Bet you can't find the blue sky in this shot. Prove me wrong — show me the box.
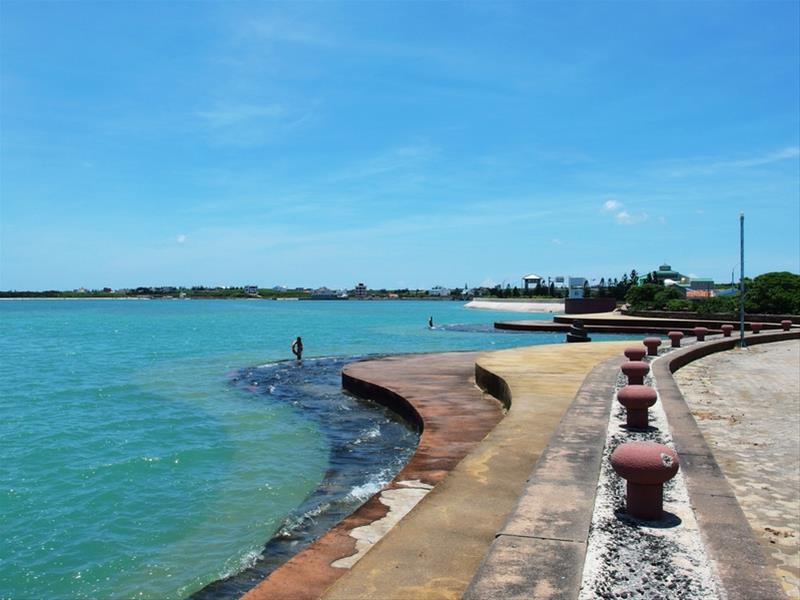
[1,1,798,291]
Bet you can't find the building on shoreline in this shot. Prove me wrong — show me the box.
[521,273,543,291]
[311,287,339,300]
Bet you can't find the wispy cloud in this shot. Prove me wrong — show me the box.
[328,144,440,182]
[194,102,313,146]
[239,14,336,47]
[657,146,800,178]
[196,104,287,128]
[602,199,622,212]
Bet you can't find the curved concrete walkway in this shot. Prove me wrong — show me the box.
[322,341,632,600]
[674,340,800,599]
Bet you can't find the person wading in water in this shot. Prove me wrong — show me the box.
[291,336,303,361]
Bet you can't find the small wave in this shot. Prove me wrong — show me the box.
[351,425,381,445]
[275,501,333,539]
[345,467,394,501]
[216,550,262,582]
[347,480,383,501]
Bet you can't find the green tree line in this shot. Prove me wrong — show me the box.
[625,271,800,315]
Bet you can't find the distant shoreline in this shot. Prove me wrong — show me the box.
[0,296,157,301]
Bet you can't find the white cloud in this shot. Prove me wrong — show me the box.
[176,234,187,244]
[615,210,648,225]
[552,238,564,245]
[600,198,647,225]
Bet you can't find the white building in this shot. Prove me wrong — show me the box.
[429,286,451,297]
[521,273,544,291]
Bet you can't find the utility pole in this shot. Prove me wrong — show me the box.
[739,213,746,348]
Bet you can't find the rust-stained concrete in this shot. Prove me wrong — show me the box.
[322,341,633,600]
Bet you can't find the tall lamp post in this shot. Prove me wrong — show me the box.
[739,212,746,348]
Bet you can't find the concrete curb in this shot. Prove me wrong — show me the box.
[464,352,626,599]
[652,330,799,600]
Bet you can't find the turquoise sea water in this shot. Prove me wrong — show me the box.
[0,299,624,599]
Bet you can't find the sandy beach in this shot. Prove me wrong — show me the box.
[464,299,565,313]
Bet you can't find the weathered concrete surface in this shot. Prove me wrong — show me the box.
[465,350,626,599]
[323,341,632,600]
[674,340,800,599]
[242,352,505,600]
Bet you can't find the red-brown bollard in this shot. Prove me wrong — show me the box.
[643,337,662,356]
[667,331,684,348]
[611,441,680,520]
[617,385,658,428]
[693,326,709,341]
[624,346,647,361]
[781,320,792,331]
[721,324,734,337]
[751,323,763,334]
[621,361,650,385]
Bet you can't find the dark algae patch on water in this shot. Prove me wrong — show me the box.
[190,356,418,599]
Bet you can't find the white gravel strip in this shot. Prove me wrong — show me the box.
[579,344,725,599]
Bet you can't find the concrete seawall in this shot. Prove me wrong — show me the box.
[244,330,797,599]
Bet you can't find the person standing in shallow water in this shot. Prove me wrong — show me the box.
[428,316,434,329]
[291,336,303,361]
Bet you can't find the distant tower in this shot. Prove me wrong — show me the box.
[354,282,367,299]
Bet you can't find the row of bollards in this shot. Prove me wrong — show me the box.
[613,338,676,521]
[611,319,792,520]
